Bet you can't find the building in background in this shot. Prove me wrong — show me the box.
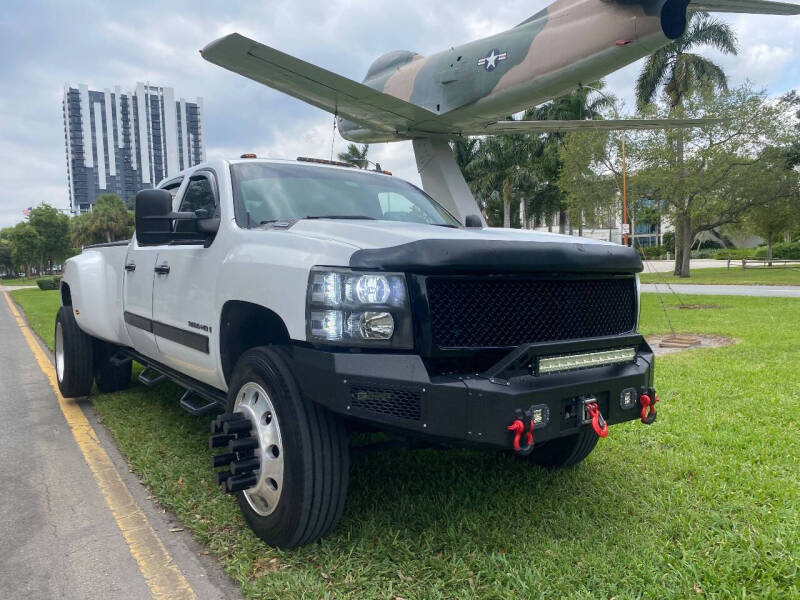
[62,83,205,213]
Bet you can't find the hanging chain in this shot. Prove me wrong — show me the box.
[330,112,337,161]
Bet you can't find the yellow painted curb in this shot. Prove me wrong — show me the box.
[2,291,196,600]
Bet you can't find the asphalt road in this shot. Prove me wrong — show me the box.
[0,292,241,600]
[641,283,800,297]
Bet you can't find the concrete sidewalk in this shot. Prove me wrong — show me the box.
[642,259,725,273]
[641,283,800,298]
[0,292,241,599]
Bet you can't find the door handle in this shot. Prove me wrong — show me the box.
[124,262,136,272]
[154,263,170,275]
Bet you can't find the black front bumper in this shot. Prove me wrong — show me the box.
[290,334,654,450]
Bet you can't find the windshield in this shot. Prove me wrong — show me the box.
[230,162,460,228]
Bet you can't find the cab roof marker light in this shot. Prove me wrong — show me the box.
[538,348,637,375]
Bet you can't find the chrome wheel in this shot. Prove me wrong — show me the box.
[234,382,284,516]
[55,321,65,383]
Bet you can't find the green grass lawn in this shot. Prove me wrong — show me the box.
[10,288,800,599]
[639,265,800,286]
[1,276,43,287]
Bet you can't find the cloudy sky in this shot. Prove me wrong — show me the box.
[1,0,799,228]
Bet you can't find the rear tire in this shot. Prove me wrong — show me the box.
[225,347,349,548]
[527,428,599,468]
[54,305,94,398]
[94,340,132,393]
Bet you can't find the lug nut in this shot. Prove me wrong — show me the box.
[230,457,260,475]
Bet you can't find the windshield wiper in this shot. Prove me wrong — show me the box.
[430,223,459,228]
[304,215,377,220]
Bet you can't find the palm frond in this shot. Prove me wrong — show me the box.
[636,49,671,109]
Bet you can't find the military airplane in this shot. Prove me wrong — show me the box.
[201,0,800,222]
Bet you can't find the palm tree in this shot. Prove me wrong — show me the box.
[635,13,738,277]
[524,81,615,233]
[635,14,738,110]
[337,144,370,169]
[467,135,536,228]
[526,81,614,122]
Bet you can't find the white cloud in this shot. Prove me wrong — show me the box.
[1,1,798,228]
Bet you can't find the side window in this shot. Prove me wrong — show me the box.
[179,175,217,216]
[175,173,217,234]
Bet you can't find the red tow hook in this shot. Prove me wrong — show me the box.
[586,402,609,438]
[507,417,534,456]
[639,392,659,425]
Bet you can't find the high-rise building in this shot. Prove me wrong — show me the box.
[62,83,205,213]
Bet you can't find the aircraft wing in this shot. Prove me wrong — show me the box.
[478,118,720,134]
[688,0,800,14]
[200,33,436,135]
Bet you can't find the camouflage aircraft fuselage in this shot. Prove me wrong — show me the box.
[339,0,681,142]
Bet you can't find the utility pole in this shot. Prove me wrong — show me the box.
[622,132,629,247]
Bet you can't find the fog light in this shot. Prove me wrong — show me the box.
[530,405,550,428]
[620,388,638,410]
[346,311,394,340]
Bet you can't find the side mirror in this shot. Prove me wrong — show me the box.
[465,214,483,228]
[135,189,173,246]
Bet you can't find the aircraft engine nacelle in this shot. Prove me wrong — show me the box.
[659,0,690,39]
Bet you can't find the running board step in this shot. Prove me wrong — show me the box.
[138,367,167,387]
[178,389,221,416]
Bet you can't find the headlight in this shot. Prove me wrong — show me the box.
[306,268,412,348]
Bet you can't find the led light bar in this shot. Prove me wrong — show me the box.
[538,348,637,375]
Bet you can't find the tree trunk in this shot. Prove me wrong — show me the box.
[673,215,692,278]
[558,207,567,234]
[578,210,583,237]
[519,198,526,230]
[672,130,692,278]
[502,179,511,229]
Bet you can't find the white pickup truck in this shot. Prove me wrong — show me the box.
[56,156,657,548]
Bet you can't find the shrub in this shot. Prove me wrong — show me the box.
[638,245,667,260]
[36,278,58,291]
[713,248,758,260]
[755,241,800,260]
[662,232,675,253]
[692,249,719,259]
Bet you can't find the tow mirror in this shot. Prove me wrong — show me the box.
[465,214,483,228]
[135,189,173,246]
[191,207,219,236]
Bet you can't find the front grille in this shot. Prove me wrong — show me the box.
[425,276,637,348]
[350,385,422,421]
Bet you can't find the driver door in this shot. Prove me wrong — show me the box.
[123,178,183,359]
[151,170,223,388]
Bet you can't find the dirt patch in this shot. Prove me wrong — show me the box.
[646,334,737,357]
[671,304,723,310]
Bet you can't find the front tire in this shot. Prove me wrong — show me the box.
[527,428,599,468]
[54,305,94,398]
[226,347,349,548]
